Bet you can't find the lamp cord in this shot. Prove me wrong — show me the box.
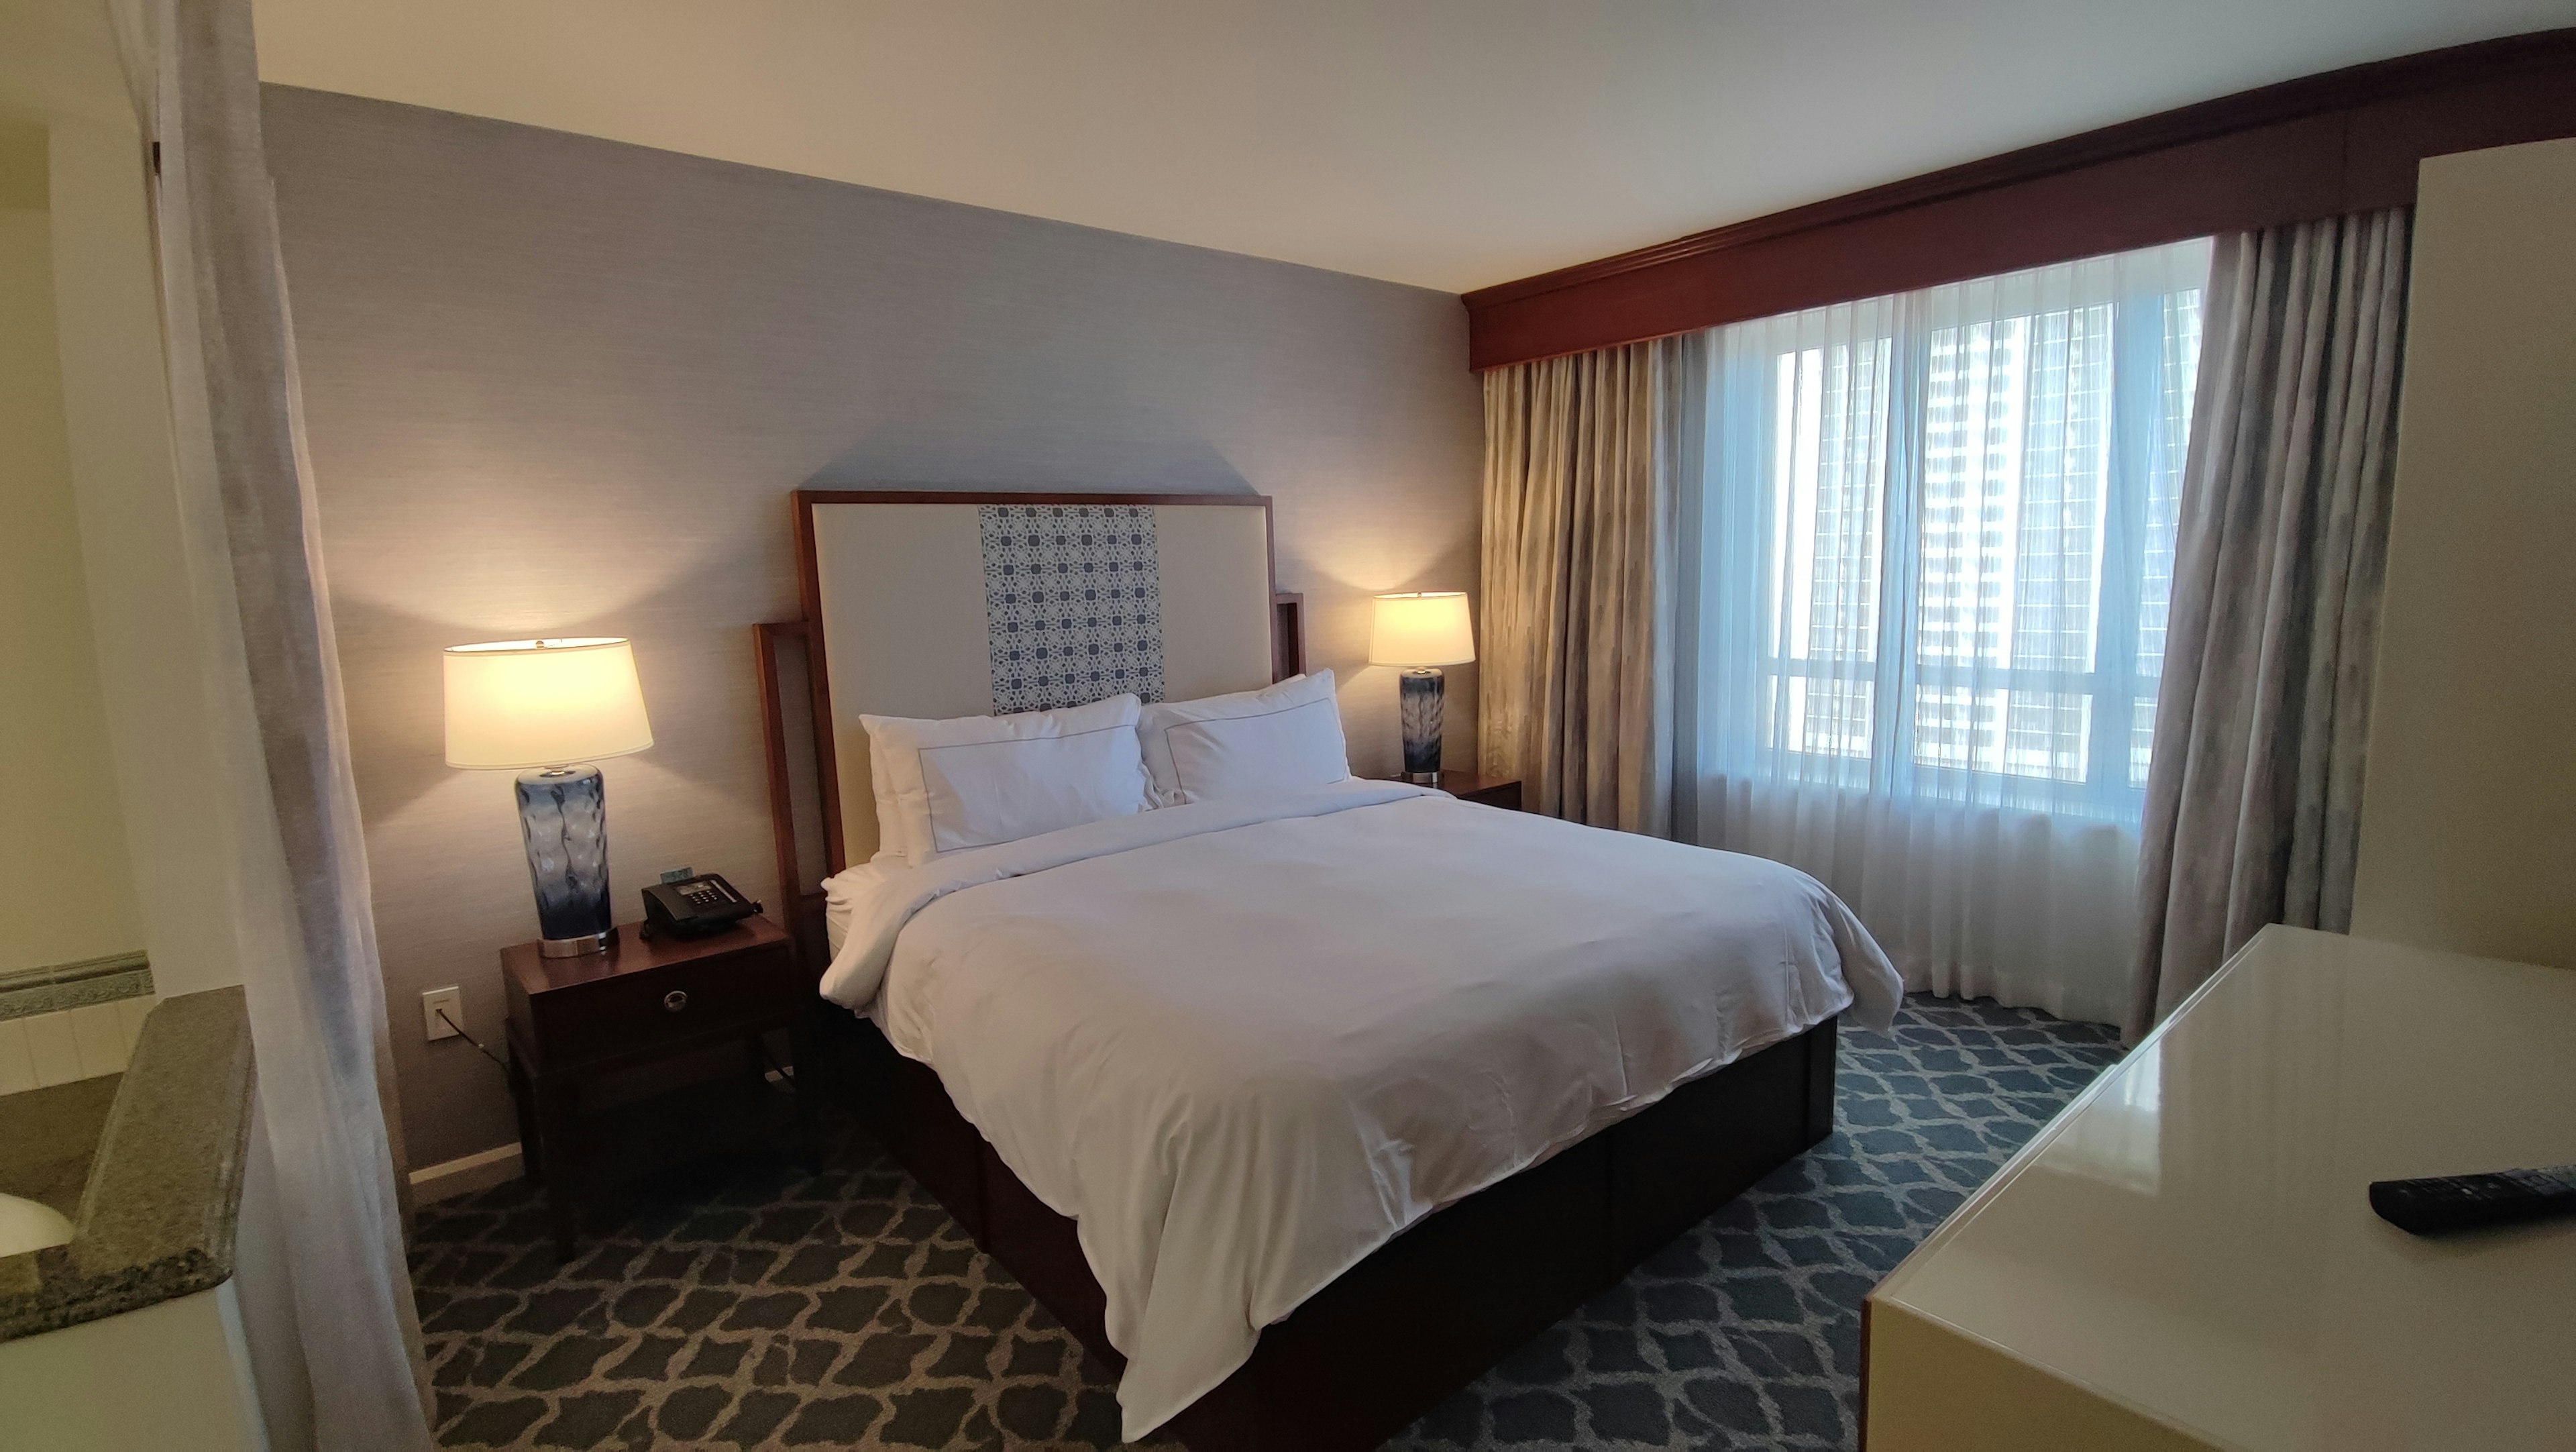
[434,1007,511,1074]
[753,1036,798,1098]
[432,1006,795,1102]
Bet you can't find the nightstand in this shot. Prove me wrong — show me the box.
[1385,770,1523,811]
[501,915,816,1257]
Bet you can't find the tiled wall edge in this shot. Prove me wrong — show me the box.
[0,953,156,1024]
[0,994,158,1094]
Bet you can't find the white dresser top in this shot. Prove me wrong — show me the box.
[1872,926,2576,1451]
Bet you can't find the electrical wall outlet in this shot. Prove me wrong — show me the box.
[422,986,465,1043]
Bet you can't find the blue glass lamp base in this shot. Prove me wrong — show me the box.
[516,765,614,957]
[1399,668,1444,784]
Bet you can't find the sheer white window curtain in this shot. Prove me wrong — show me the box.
[115,0,435,1444]
[1679,240,2212,1025]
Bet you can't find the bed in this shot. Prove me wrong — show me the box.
[755,490,1900,1449]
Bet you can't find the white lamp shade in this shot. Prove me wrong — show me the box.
[1368,592,1475,666]
[443,637,654,769]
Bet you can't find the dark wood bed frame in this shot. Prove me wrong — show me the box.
[756,490,1839,1451]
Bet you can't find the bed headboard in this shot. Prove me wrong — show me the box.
[757,490,1302,959]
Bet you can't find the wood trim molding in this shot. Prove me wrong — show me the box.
[1272,591,1306,682]
[1465,27,2576,369]
[411,1142,524,1204]
[751,619,811,909]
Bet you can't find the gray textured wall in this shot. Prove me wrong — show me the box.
[264,86,1483,1170]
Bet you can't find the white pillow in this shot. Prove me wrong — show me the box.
[863,731,922,865]
[1136,670,1350,807]
[861,694,1147,865]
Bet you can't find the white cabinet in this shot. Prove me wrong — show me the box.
[1864,926,2576,1451]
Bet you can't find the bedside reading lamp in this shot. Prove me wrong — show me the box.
[445,637,653,957]
[1369,592,1474,784]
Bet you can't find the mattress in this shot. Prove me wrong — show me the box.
[819,780,1902,1437]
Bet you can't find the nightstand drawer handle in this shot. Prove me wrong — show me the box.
[662,990,688,1013]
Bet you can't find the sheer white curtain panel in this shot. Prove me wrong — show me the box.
[1680,240,2212,1025]
[119,0,435,1444]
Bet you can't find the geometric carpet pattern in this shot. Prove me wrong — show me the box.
[416,994,2123,1449]
[1385,995,2125,1450]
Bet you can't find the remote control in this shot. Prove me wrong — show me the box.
[2369,1163,2576,1236]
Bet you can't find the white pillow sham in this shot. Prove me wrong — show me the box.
[861,694,1148,865]
[1136,670,1350,807]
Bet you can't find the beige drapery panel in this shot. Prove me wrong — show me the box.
[2129,209,2411,1039]
[1479,337,1698,835]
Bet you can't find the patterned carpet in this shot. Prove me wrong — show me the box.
[414,995,2123,1449]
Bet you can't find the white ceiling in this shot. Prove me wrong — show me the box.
[250,0,2576,293]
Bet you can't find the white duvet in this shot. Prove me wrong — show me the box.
[820,780,1902,1439]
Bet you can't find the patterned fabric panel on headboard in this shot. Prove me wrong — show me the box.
[979,505,1165,711]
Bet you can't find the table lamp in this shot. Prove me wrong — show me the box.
[1369,592,1474,784]
[445,637,653,957]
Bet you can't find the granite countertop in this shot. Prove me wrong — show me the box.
[0,986,256,1343]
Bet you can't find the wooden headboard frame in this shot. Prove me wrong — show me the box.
[755,489,1305,964]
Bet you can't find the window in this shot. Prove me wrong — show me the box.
[1697,239,2209,823]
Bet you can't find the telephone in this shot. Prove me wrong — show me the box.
[640,872,761,940]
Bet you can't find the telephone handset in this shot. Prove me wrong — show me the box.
[640,872,761,940]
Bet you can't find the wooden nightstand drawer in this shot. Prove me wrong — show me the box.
[524,941,798,1070]
[500,914,818,1257]
[502,916,806,1074]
